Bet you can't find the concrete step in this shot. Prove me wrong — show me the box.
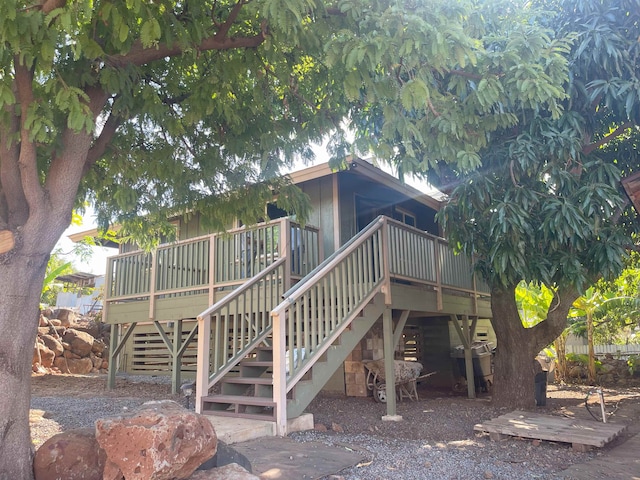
[204,413,314,445]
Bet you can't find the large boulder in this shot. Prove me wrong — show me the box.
[33,428,107,480]
[95,400,217,480]
[62,328,95,357]
[40,334,64,357]
[56,308,77,327]
[33,343,55,369]
[53,356,94,374]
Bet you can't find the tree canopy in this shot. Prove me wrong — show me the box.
[434,0,640,404]
[1,0,639,475]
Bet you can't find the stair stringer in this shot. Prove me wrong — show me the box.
[286,292,386,418]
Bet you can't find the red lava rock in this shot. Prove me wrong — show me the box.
[95,400,217,480]
[34,428,106,480]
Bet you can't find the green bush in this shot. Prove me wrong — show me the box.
[565,353,603,372]
[628,355,640,375]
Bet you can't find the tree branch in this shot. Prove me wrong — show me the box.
[582,122,634,155]
[532,284,580,346]
[84,111,121,175]
[14,60,46,216]
[107,32,266,69]
[0,85,28,228]
[47,86,110,210]
[40,0,66,14]
[215,0,247,40]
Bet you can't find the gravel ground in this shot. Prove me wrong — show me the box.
[31,374,640,479]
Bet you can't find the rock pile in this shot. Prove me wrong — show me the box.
[565,353,634,385]
[34,308,110,375]
[33,400,257,480]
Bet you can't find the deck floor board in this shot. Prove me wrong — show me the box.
[474,410,627,448]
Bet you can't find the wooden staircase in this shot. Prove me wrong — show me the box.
[200,292,386,421]
[197,216,390,431]
[201,346,276,420]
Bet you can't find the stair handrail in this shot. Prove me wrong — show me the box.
[195,257,286,413]
[271,216,388,433]
[279,215,387,302]
[198,257,286,319]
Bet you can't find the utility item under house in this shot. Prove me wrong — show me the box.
[92,158,493,435]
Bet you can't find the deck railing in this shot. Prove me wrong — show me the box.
[269,216,488,433]
[104,217,321,319]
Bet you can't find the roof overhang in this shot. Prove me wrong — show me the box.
[55,272,99,287]
[289,157,443,211]
[68,227,120,248]
[622,171,640,213]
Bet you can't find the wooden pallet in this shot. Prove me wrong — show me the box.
[474,410,627,452]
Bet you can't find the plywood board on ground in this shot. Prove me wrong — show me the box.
[233,436,367,480]
[475,410,627,450]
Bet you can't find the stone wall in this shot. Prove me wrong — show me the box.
[34,308,110,375]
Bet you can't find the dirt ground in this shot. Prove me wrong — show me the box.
[31,373,640,446]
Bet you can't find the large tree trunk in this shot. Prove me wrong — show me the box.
[0,249,49,479]
[489,284,578,408]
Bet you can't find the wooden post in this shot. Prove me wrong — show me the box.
[382,308,401,421]
[148,250,157,321]
[392,310,410,350]
[195,315,210,414]
[171,319,183,394]
[462,315,476,400]
[381,219,392,306]
[107,323,120,390]
[434,240,443,311]
[208,235,216,306]
[272,311,288,435]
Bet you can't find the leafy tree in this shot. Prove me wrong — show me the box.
[435,0,640,406]
[0,1,352,476]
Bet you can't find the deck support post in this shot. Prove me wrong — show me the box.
[106,322,137,389]
[462,315,476,400]
[171,319,183,394]
[382,307,400,421]
[107,323,120,390]
[450,314,478,399]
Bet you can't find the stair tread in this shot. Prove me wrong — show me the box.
[201,410,275,421]
[222,377,272,385]
[202,394,275,406]
[240,360,273,367]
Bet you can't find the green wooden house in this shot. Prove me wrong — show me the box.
[96,157,493,435]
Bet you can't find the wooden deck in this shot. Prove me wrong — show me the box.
[474,410,627,452]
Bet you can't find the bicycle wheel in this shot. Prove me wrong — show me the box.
[584,390,605,422]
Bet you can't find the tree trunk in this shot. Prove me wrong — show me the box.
[0,251,49,480]
[490,287,539,407]
[554,331,568,383]
[489,286,569,408]
[587,312,596,383]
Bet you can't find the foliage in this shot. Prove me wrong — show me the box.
[516,282,554,327]
[324,0,569,174]
[437,0,640,295]
[627,355,640,376]
[566,352,602,371]
[40,253,73,306]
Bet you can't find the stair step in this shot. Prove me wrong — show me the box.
[201,409,276,422]
[222,377,272,385]
[202,394,275,408]
[239,360,272,367]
